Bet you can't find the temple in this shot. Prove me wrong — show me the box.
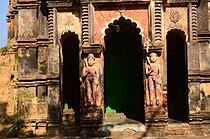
[1,0,210,137]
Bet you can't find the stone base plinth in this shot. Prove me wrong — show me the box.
[80,107,103,124]
[145,106,168,126]
[80,107,104,137]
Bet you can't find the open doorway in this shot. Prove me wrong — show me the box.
[61,31,80,122]
[166,29,189,122]
[104,17,144,122]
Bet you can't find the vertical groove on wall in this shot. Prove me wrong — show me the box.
[154,3,162,43]
[82,4,89,46]
[48,8,54,45]
[191,5,198,42]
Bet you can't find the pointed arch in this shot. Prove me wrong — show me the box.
[60,31,79,45]
[104,16,144,122]
[166,29,186,55]
[104,16,142,50]
[60,30,80,122]
[166,29,189,122]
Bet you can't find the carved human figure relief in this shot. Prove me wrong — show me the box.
[81,53,101,107]
[145,52,162,106]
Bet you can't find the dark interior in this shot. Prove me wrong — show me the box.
[166,29,189,122]
[104,20,144,122]
[61,32,80,122]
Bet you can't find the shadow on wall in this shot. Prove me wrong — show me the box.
[0,102,12,137]
[0,102,34,138]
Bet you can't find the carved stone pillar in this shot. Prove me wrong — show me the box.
[145,0,167,127]
[80,44,104,137]
[188,3,200,124]
[80,1,104,131]
[188,1,210,124]
[45,5,60,136]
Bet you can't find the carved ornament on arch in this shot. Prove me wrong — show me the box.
[164,7,188,40]
[59,30,80,44]
[57,12,81,41]
[101,16,145,47]
[166,28,188,44]
[59,30,81,43]
[59,29,81,42]
[169,9,181,24]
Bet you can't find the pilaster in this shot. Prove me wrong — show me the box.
[187,1,210,124]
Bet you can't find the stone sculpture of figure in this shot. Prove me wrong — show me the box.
[82,53,100,107]
[145,52,161,106]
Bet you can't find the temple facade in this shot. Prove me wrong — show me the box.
[3,0,210,137]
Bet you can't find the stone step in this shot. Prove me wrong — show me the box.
[60,125,81,136]
[104,113,126,117]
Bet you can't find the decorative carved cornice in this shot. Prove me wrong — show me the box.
[188,70,210,82]
[14,78,60,87]
[15,39,37,49]
[47,1,73,8]
[81,0,150,4]
[45,0,62,1]
[15,0,39,8]
[36,37,49,47]
[143,45,163,54]
[82,44,103,54]
[189,112,210,124]
[7,6,18,22]
[17,0,37,3]
[13,37,48,48]
[166,0,198,3]
[198,31,210,43]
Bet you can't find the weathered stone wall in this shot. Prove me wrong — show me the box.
[15,87,40,119]
[13,85,59,120]
[199,42,210,70]
[47,85,60,121]
[0,53,15,116]
[5,2,61,135]
[209,2,210,30]
[3,0,210,137]
[18,9,39,40]
[197,0,208,31]
[197,0,210,114]
[200,83,210,112]
[18,48,38,78]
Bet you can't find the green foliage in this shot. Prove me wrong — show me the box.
[6,118,25,138]
[106,106,116,113]
[3,92,33,137]
[64,103,68,109]
[0,114,16,125]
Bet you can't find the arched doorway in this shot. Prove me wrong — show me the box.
[104,17,144,121]
[166,29,189,122]
[61,31,80,122]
